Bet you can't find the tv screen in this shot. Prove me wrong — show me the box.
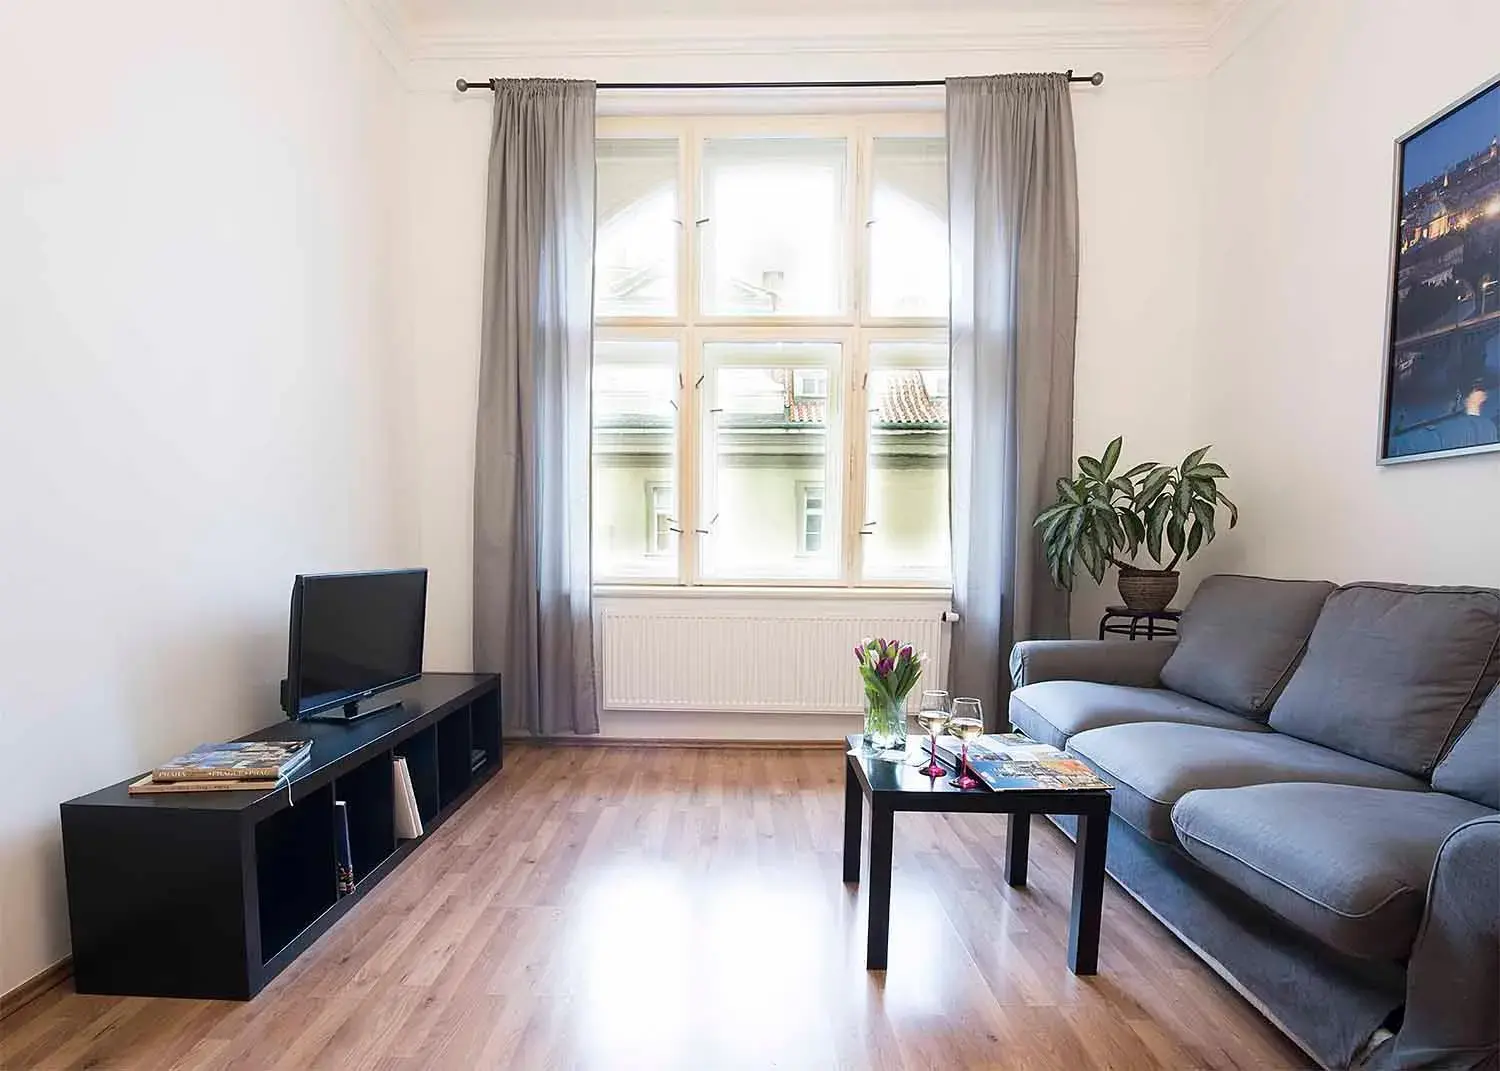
[286,569,427,719]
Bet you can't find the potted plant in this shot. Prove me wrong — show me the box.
[1035,437,1238,612]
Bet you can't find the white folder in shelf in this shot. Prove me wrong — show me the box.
[393,756,424,840]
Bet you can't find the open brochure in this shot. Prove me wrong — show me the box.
[933,733,1112,792]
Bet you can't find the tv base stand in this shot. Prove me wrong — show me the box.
[306,696,404,724]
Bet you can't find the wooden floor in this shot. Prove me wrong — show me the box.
[1,746,1311,1070]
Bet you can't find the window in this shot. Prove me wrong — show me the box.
[647,483,674,556]
[593,116,949,587]
[799,483,825,555]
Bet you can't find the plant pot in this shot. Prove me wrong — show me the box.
[862,692,909,754]
[1117,568,1180,612]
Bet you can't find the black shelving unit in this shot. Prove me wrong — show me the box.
[60,672,502,1000]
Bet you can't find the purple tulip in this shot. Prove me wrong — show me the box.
[878,657,894,677]
[899,644,914,662]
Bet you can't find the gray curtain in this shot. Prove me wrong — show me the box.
[946,74,1079,720]
[474,79,599,736]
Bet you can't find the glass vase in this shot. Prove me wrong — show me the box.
[863,692,909,754]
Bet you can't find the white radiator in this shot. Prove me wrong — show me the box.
[600,608,949,713]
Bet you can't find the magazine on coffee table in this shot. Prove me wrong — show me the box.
[933,733,1112,792]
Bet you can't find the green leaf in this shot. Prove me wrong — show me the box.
[1057,477,1082,504]
[1179,445,1211,475]
[1188,463,1228,480]
[1216,490,1240,528]
[1147,500,1168,562]
[1190,498,1216,543]
[1186,519,1204,558]
[1078,456,1102,480]
[1136,468,1171,508]
[1100,437,1122,479]
[1120,509,1145,550]
[1109,477,1135,499]
[1167,515,1186,557]
[1122,461,1156,479]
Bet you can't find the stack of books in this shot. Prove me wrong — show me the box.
[127,740,313,795]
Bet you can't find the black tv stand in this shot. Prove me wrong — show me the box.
[60,673,501,1000]
[306,696,404,724]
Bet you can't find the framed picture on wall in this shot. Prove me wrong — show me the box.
[1378,74,1500,464]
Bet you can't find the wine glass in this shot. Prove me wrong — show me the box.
[915,690,950,777]
[948,698,984,790]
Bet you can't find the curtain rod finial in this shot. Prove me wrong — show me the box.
[1090,71,1104,86]
[456,78,469,91]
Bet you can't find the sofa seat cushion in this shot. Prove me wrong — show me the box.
[1066,722,1428,844]
[1268,582,1500,778]
[1172,784,1491,960]
[1160,575,1335,719]
[1008,681,1270,750]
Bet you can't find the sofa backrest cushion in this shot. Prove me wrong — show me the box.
[1431,685,1500,810]
[1268,583,1500,778]
[1158,575,1336,719]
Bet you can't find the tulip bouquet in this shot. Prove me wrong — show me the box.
[854,637,925,752]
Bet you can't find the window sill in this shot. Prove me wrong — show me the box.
[594,584,953,600]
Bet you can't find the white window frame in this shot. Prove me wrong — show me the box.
[594,112,948,591]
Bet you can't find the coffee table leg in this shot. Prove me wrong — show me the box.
[866,803,894,970]
[1005,811,1030,887]
[842,756,863,884]
[1068,805,1110,974]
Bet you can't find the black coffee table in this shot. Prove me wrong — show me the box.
[842,734,1113,973]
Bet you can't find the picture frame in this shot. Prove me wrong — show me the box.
[1377,73,1500,465]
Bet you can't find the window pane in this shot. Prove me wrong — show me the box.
[862,342,950,581]
[700,342,840,579]
[701,139,847,316]
[596,139,679,317]
[868,138,948,319]
[593,340,679,578]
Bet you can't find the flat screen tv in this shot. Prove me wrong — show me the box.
[284,568,427,721]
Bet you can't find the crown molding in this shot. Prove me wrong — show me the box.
[1203,0,1287,71]
[407,10,1212,65]
[337,0,417,79]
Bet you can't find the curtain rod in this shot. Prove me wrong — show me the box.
[455,71,1105,92]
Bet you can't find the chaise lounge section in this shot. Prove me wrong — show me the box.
[1009,576,1500,1071]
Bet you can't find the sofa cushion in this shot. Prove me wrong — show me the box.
[1008,681,1270,750]
[1172,783,1490,961]
[1268,583,1500,778]
[1160,575,1335,719]
[1067,722,1427,843]
[1431,685,1500,810]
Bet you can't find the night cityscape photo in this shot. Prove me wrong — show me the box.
[1383,78,1500,460]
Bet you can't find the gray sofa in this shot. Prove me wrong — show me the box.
[1008,576,1500,1071]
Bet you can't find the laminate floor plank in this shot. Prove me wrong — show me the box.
[1,745,1311,1070]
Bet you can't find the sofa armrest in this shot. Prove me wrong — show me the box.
[1366,814,1499,1071]
[1009,639,1177,690]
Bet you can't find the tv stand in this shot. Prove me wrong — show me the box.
[306,696,404,724]
[60,673,501,1000]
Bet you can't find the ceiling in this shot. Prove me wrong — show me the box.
[394,0,1219,27]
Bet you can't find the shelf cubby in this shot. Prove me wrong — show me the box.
[334,752,396,883]
[436,706,473,810]
[395,725,440,827]
[470,690,502,775]
[255,783,337,963]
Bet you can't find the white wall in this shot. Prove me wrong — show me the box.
[0,0,410,994]
[401,42,1210,657]
[1192,0,1500,588]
